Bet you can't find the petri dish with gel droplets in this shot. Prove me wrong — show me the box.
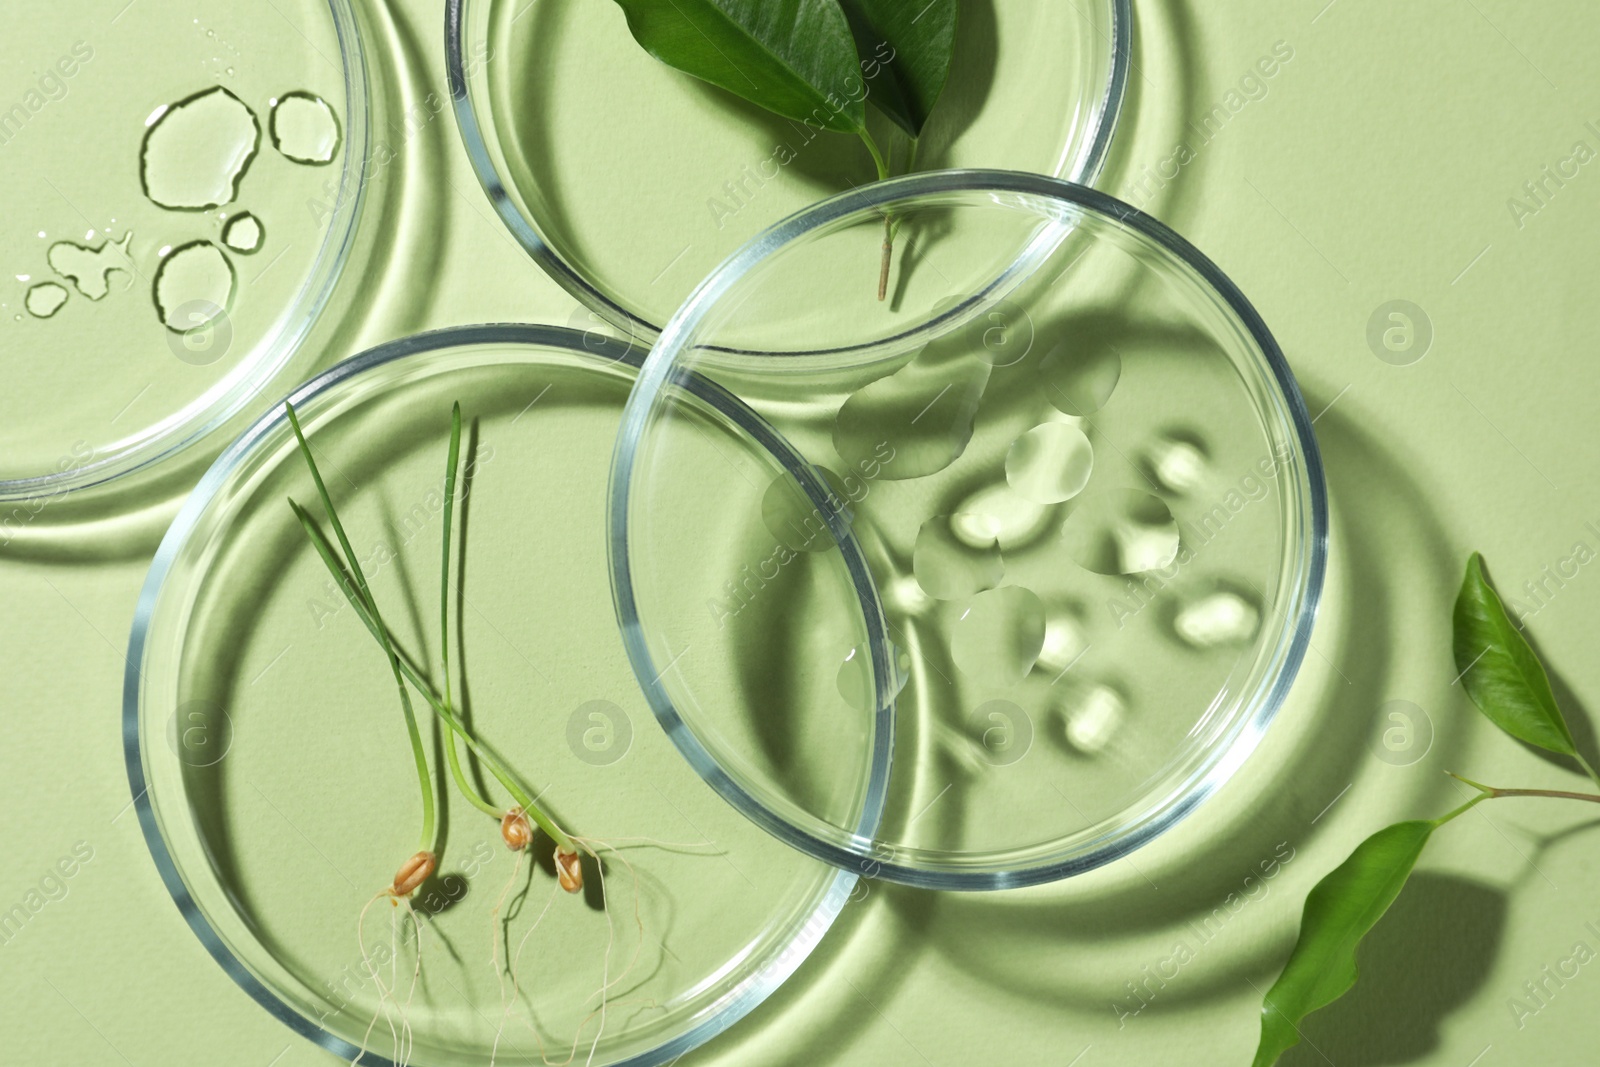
[0,1,367,501]
[609,171,1328,890]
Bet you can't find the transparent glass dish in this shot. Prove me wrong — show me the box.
[609,171,1328,890]
[0,0,368,500]
[446,0,1130,347]
[126,326,866,1066]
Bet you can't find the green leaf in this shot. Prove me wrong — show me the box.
[1453,551,1576,756]
[608,0,866,133]
[1253,821,1436,1067]
[838,0,958,138]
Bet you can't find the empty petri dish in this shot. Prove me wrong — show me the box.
[447,0,1130,346]
[126,326,868,1065]
[0,1,369,500]
[609,171,1328,890]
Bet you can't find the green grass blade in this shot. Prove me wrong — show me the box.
[439,403,499,818]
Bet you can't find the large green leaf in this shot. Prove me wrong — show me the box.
[608,0,866,133]
[838,0,959,137]
[1453,551,1576,755]
[1253,821,1436,1067]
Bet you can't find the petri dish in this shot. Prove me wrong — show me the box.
[447,0,1130,346]
[125,326,869,1066]
[0,1,368,500]
[609,171,1328,890]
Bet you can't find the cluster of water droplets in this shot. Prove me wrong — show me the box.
[18,79,338,341]
[818,307,1266,768]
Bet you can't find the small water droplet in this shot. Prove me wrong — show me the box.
[836,644,909,712]
[1038,339,1121,416]
[1005,422,1094,504]
[25,282,68,319]
[950,586,1046,687]
[949,484,1051,551]
[1037,608,1090,676]
[1061,490,1181,575]
[14,274,28,283]
[1144,432,1209,495]
[222,212,263,254]
[913,514,1003,600]
[1060,682,1124,755]
[270,91,342,165]
[141,87,260,210]
[48,232,135,300]
[833,346,990,481]
[1173,588,1260,649]
[152,241,234,331]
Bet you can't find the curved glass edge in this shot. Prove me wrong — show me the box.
[123,324,866,1067]
[609,170,1330,891]
[444,0,1133,350]
[0,0,372,503]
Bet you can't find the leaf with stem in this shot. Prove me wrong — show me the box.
[837,0,958,139]
[1252,795,1486,1067]
[1453,552,1599,785]
[285,402,436,853]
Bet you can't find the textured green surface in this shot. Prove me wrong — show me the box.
[7,0,1600,1064]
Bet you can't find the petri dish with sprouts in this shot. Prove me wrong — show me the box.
[0,0,368,501]
[126,326,869,1065]
[446,0,1131,347]
[609,171,1328,890]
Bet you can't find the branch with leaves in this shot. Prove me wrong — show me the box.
[1253,553,1600,1065]
[606,0,958,297]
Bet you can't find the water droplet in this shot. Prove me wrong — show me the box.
[1038,339,1120,416]
[761,467,844,553]
[1005,422,1094,504]
[833,346,990,481]
[141,87,260,210]
[949,483,1051,551]
[1144,432,1209,495]
[152,241,234,331]
[1061,490,1181,575]
[47,233,135,300]
[14,274,28,283]
[270,91,342,165]
[950,586,1046,687]
[1173,588,1260,649]
[1037,608,1090,676]
[913,514,1003,600]
[1060,682,1125,755]
[222,212,263,254]
[836,644,909,712]
[25,283,68,319]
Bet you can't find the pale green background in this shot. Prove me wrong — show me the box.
[6,0,1600,1063]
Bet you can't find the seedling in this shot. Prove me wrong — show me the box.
[284,401,611,1063]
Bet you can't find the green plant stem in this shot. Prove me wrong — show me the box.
[294,508,575,855]
[1447,770,1600,806]
[860,128,895,301]
[439,404,500,820]
[286,406,435,854]
[1431,792,1490,827]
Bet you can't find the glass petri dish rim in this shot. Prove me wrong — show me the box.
[123,323,879,1067]
[443,0,1133,351]
[1,0,372,503]
[608,169,1331,891]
